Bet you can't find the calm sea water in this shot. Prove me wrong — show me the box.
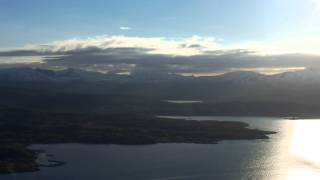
[2,116,320,180]
[163,100,204,104]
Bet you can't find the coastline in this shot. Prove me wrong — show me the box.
[0,120,275,174]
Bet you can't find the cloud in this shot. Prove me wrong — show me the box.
[18,35,223,56]
[236,36,320,55]
[5,35,320,57]
[39,49,317,76]
[1,35,320,76]
[0,56,45,65]
[179,67,306,77]
[120,27,132,31]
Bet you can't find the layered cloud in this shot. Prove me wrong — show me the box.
[0,35,320,76]
[5,35,320,57]
[23,35,222,56]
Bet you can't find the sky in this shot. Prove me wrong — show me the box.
[1,0,320,75]
[1,0,320,47]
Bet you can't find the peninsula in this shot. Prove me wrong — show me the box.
[0,108,275,174]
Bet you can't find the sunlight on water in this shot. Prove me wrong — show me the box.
[288,120,320,180]
[288,168,320,180]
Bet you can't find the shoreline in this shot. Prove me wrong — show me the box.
[0,111,276,174]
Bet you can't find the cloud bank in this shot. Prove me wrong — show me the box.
[24,35,222,56]
[0,35,320,76]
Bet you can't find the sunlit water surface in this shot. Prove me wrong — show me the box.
[1,116,320,180]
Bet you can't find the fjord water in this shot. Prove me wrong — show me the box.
[2,117,320,180]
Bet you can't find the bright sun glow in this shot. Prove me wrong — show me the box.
[289,120,320,180]
[312,0,320,10]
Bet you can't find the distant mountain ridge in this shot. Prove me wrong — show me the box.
[0,67,318,83]
[0,67,320,116]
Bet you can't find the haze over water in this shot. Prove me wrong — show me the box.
[1,117,320,180]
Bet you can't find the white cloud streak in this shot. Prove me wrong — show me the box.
[229,36,320,55]
[0,56,45,64]
[120,27,132,30]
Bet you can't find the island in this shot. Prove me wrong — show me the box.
[0,108,275,174]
